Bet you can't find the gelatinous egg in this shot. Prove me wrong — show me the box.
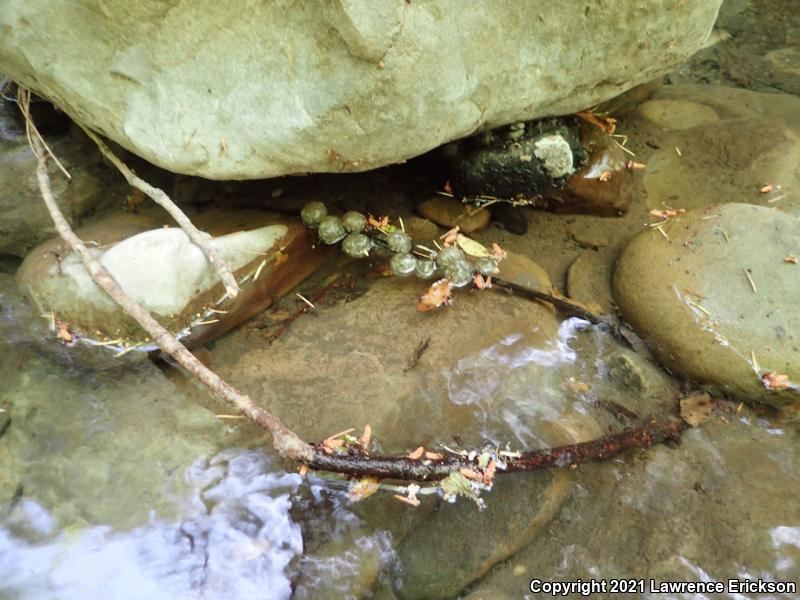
[386,230,413,254]
[438,246,466,267]
[444,259,474,287]
[301,202,327,227]
[390,253,417,276]
[342,232,372,257]
[415,259,437,279]
[318,215,347,244]
[342,211,368,233]
[475,257,498,276]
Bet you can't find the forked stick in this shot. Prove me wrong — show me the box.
[79,125,240,298]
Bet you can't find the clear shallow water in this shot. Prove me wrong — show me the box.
[1,275,799,599]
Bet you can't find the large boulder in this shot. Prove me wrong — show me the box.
[0,1,722,179]
[613,204,800,406]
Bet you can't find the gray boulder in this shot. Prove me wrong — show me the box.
[613,204,800,406]
[0,1,722,179]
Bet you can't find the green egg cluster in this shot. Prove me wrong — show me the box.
[301,202,499,286]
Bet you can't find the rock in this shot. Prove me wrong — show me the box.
[402,216,440,245]
[613,203,800,406]
[639,86,800,215]
[0,100,114,257]
[546,126,633,215]
[393,414,596,600]
[497,252,554,294]
[416,196,490,234]
[637,98,721,130]
[0,2,722,179]
[16,211,325,367]
[448,120,583,201]
[566,248,617,314]
[490,203,528,235]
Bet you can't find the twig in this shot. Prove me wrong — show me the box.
[404,337,431,372]
[308,418,687,481]
[30,127,312,462]
[78,125,240,299]
[16,88,71,179]
[491,278,602,324]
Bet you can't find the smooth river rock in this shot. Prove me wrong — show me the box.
[613,203,800,406]
[16,211,325,367]
[0,1,722,179]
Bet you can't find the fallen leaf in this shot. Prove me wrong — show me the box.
[456,233,490,257]
[762,371,791,390]
[576,111,617,134]
[760,183,774,194]
[626,160,646,170]
[440,471,481,503]
[459,468,483,482]
[680,392,713,427]
[482,459,497,485]
[417,279,453,312]
[473,273,492,289]
[490,243,507,262]
[274,250,288,267]
[359,424,372,450]
[393,493,421,507]
[348,477,381,503]
[441,226,460,247]
[785,255,798,264]
[407,446,425,460]
[598,170,613,182]
[298,464,309,477]
[424,451,443,460]
[368,214,390,229]
[56,320,73,344]
[649,208,686,221]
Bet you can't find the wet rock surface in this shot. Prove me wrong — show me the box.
[614,203,800,405]
[0,99,118,257]
[0,1,722,179]
[15,211,325,367]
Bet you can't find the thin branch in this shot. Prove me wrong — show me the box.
[29,122,311,462]
[78,125,240,299]
[307,417,687,481]
[16,88,71,180]
[492,278,602,324]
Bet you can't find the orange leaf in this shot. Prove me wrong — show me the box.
[598,170,612,182]
[359,424,372,450]
[576,111,617,134]
[483,459,497,485]
[393,494,421,507]
[626,161,646,170]
[424,451,443,460]
[417,279,453,312]
[440,226,460,247]
[760,183,774,194]
[490,243,507,262]
[784,255,798,264]
[762,371,791,390]
[459,468,483,482]
[407,446,425,460]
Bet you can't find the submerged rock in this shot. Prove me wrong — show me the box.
[16,211,324,367]
[0,100,114,257]
[0,2,722,179]
[613,203,800,406]
[416,196,490,234]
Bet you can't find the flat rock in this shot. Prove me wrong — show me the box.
[639,86,800,215]
[613,203,800,405]
[16,211,325,367]
[417,196,490,234]
[566,248,617,314]
[0,1,722,179]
